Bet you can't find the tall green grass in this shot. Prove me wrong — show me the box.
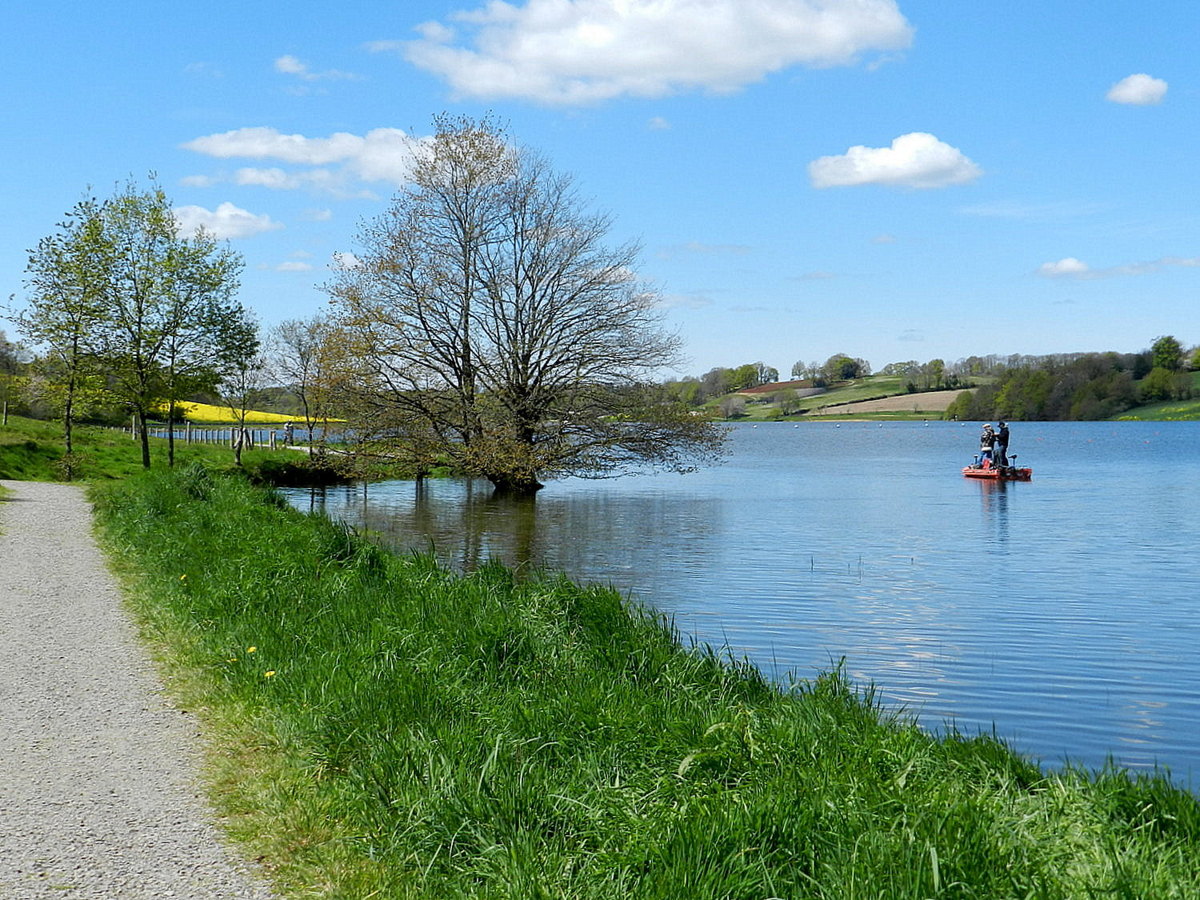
[94,467,1200,898]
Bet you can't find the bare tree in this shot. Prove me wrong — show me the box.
[217,312,264,467]
[328,115,724,495]
[268,313,337,455]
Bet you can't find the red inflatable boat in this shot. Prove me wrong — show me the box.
[962,458,1032,481]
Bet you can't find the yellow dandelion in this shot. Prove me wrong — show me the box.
[264,670,276,678]
[180,574,188,581]
[247,646,257,654]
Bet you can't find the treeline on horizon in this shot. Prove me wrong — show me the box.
[662,336,1198,421]
[946,335,1196,420]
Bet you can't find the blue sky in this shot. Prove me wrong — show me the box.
[4,0,1197,377]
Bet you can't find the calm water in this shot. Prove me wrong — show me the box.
[283,421,1200,786]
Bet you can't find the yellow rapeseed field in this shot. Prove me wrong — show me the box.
[166,402,296,424]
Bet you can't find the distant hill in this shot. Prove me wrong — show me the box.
[718,375,963,421]
[736,379,820,396]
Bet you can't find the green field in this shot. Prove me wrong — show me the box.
[0,414,308,482]
[1117,373,1200,420]
[716,375,962,422]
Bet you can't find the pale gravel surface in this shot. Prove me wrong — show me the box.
[0,480,277,899]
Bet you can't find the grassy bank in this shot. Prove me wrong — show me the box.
[1117,373,1200,420]
[92,467,1200,898]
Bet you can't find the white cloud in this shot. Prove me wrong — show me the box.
[1037,257,1091,278]
[234,167,303,189]
[184,61,224,79]
[184,127,379,165]
[274,55,307,76]
[1037,255,1200,279]
[1106,73,1167,105]
[390,0,913,105]
[182,127,419,194]
[276,261,314,272]
[173,202,283,240]
[809,132,982,189]
[274,54,358,82]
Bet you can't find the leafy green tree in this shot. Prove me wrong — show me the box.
[1151,335,1183,372]
[88,180,246,468]
[159,233,244,466]
[822,353,865,382]
[0,330,23,424]
[994,369,1053,420]
[729,364,761,392]
[14,196,109,462]
[328,116,723,495]
[921,358,945,390]
[663,378,703,407]
[1138,367,1189,404]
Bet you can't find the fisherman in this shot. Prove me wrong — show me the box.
[978,423,996,468]
[995,420,1010,468]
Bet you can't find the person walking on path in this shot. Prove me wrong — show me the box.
[0,480,275,900]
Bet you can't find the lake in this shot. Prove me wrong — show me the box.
[282,420,1200,787]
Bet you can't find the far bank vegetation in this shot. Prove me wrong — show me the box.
[660,338,1198,422]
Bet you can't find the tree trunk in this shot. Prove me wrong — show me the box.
[487,475,544,498]
[137,409,151,468]
[167,402,177,467]
[63,389,74,459]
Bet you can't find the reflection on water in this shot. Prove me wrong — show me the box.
[283,421,1200,788]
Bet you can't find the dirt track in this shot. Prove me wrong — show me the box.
[0,480,274,899]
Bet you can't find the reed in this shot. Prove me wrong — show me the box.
[93,466,1200,898]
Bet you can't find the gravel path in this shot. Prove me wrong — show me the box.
[0,480,276,899]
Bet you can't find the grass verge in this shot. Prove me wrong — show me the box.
[0,414,326,483]
[93,467,1200,898]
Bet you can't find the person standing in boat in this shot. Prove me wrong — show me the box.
[995,421,1010,467]
[978,423,997,467]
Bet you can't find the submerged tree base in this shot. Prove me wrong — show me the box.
[93,467,1200,899]
[487,477,545,498]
